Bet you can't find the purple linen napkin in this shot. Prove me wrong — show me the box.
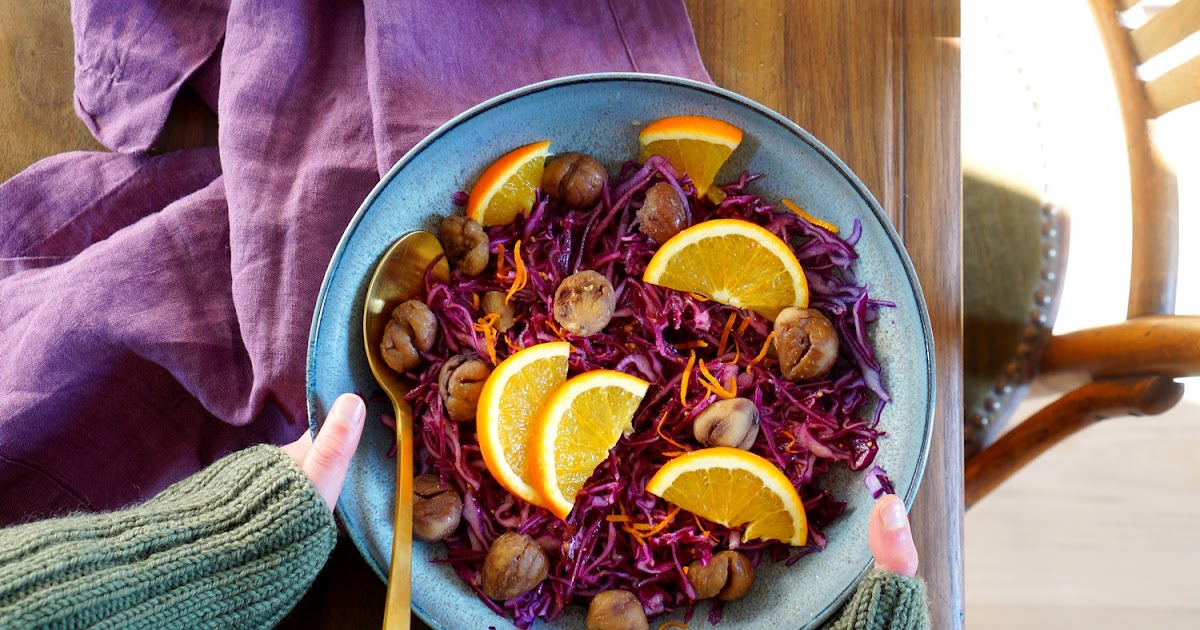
[0,0,709,524]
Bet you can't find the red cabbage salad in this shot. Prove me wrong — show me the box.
[377,122,893,628]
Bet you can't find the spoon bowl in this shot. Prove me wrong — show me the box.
[362,230,448,630]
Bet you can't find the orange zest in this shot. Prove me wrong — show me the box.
[781,430,803,454]
[680,350,697,407]
[473,313,501,365]
[471,292,480,310]
[619,501,648,540]
[505,240,527,304]
[621,506,683,545]
[615,503,645,544]
[717,312,737,356]
[494,243,507,278]
[782,198,840,233]
[546,316,569,340]
[640,506,682,538]
[733,317,751,364]
[654,409,692,453]
[687,292,710,302]
[658,622,690,630]
[747,331,776,367]
[698,359,737,399]
[674,340,709,351]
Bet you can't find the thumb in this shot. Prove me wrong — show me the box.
[304,393,367,510]
[868,494,919,577]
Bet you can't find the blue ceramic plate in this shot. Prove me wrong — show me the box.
[307,73,934,629]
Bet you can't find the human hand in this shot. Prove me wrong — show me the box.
[281,393,366,511]
[868,494,919,577]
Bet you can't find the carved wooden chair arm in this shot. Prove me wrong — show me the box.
[965,375,1184,508]
[1040,315,1200,379]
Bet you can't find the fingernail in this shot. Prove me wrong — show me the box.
[334,394,366,428]
[882,495,908,532]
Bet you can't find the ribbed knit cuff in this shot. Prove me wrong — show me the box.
[821,570,929,630]
[0,445,336,629]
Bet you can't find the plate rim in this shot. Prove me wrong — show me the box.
[306,71,936,629]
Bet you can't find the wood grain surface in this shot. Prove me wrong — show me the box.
[1,1,963,627]
[685,1,964,627]
[0,0,103,182]
[896,3,964,628]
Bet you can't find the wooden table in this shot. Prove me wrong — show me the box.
[683,3,965,628]
[1,1,962,627]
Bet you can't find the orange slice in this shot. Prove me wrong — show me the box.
[466,140,552,226]
[646,447,807,546]
[781,199,840,233]
[477,341,570,506]
[642,218,809,320]
[638,115,743,196]
[531,370,649,519]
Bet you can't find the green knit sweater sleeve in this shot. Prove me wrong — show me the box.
[0,445,336,630]
[820,570,929,630]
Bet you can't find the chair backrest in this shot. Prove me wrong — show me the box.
[1089,0,1196,317]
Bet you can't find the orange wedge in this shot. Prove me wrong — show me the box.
[477,341,570,506]
[466,140,552,226]
[638,115,743,196]
[781,199,840,234]
[531,370,649,519]
[646,447,807,546]
[642,218,809,320]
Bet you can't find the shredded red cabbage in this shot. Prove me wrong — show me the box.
[389,156,889,628]
[864,464,896,499]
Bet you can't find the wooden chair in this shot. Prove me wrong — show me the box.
[964,0,1200,507]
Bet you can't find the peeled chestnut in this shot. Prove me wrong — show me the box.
[480,532,549,601]
[636,182,687,243]
[774,307,839,381]
[439,214,489,276]
[687,550,755,602]
[380,299,438,373]
[438,353,491,422]
[586,589,649,630]
[553,270,616,337]
[481,290,515,332]
[412,474,462,542]
[542,152,608,208]
[692,397,760,450]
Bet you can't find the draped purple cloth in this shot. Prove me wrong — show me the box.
[0,0,709,525]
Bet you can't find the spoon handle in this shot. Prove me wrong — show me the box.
[383,400,413,630]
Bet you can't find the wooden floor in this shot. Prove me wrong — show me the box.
[966,397,1200,628]
[963,1,1200,628]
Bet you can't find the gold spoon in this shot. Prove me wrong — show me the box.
[362,230,449,630]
